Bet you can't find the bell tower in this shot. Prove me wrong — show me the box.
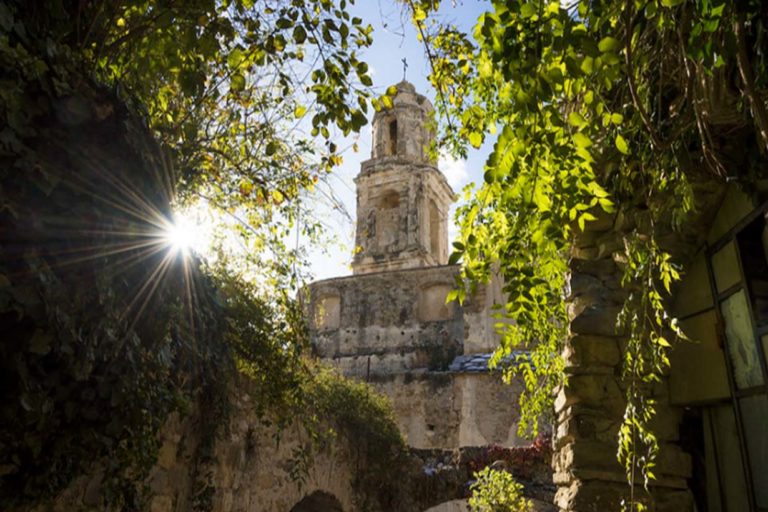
[352,81,455,275]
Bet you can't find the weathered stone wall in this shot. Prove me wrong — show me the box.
[307,265,522,450]
[553,208,694,512]
[367,372,524,449]
[29,388,363,512]
[308,265,501,376]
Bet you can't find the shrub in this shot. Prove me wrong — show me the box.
[469,467,533,512]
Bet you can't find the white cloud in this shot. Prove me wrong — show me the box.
[438,152,469,190]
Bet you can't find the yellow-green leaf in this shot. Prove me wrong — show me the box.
[615,135,630,154]
[598,37,620,53]
[568,112,586,127]
[573,132,592,148]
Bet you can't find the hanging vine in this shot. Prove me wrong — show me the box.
[405,0,767,507]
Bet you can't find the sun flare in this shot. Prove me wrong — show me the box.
[162,215,199,256]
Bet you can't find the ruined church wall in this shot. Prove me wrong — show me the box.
[307,265,522,450]
[27,386,360,512]
[308,265,503,376]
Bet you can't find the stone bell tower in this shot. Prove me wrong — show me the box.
[352,81,456,275]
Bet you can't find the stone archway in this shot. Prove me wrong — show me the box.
[290,490,344,512]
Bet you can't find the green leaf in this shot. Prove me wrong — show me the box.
[468,131,483,148]
[598,37,620,53]
[227,48,245,69]
[615,135,630,154]
[520,4,537,18]
[230,73,246,92]
[294,105,307,118]
[568,112,586,127]
[293,25,307,44]
[573,132,592,148]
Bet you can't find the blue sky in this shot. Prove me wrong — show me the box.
[304,0,493,281]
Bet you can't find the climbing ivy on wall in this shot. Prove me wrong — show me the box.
[405,0,767,507]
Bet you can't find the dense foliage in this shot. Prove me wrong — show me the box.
[300,364,409,509]
[0,0,394,508]
[407,0,767,504]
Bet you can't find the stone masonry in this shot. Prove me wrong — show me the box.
[553,208,695,512]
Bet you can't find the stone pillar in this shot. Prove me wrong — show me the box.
[553,210,693,512]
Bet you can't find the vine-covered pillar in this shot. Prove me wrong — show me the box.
[552,209,693,511]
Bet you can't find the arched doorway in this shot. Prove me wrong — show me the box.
[290,490,344,512]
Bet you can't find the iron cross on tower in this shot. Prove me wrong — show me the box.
[401,57,408,80]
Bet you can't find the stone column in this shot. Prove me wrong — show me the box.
[552,210,693,512]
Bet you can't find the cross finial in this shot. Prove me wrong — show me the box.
[401,57,408,81]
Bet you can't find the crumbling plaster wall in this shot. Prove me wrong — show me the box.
[365,372,523,449]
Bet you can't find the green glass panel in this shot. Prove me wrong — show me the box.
[704,410,723,512]
[711,405,750,512]
[740,395,768,508]
[712,241,741,293]
[721,290,763,389]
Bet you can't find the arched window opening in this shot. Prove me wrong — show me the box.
[388,118,398,155]
[290,491,344,512]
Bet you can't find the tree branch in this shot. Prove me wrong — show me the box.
[734,11,768,153]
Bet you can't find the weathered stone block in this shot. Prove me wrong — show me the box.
[564,335,621,368]
[570,258,619,279]
[555,375,625,415]
[554,479,626,512]
[657,443,692,479]
[569,305,624,336]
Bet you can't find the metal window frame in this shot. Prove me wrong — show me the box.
[704,199,768,512]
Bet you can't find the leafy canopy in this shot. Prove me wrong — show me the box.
[8,0,381,288]
[407,0,767,502]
